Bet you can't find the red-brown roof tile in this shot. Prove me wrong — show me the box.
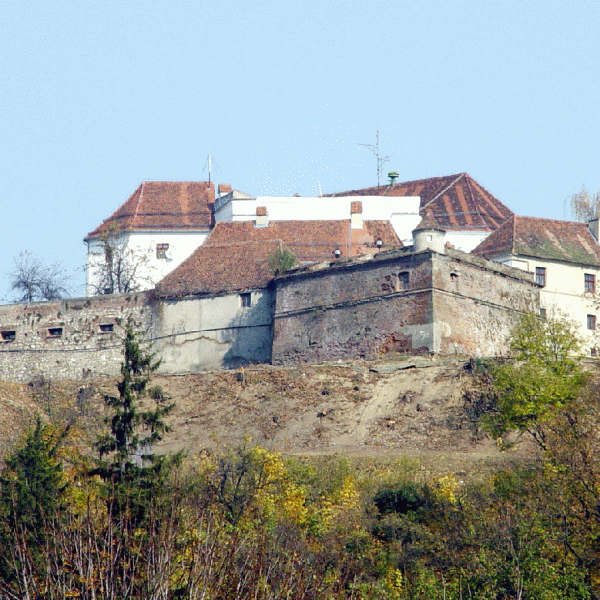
[326,173,513,232]
[155,240,287,298]
[472,215,600,267]
[85,181,215,239]
[203,220,401,263]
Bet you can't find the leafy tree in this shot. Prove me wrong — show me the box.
[268,246,298,276]
[485,311,586,445]
[91,318,175,523]
[8,250,71,302]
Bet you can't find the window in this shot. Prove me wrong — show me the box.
[585,273,596,293]
[539,308,547,320]
[99,323,114,333]
[588,314,596,330]
[240,292,252,308]
[592,347,598,357]
[1,330,15,342]
[399,272,410,289]
[47,327,63,338]
[535,267,546,287]
[156,243,169,260]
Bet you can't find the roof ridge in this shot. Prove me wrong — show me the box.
[511,214,516,254]
[464,174,485,228]
[133,182,145,226]
[422,173,465,208]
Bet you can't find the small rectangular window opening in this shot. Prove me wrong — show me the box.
[539,308,547,320]
[156,243,169,260]
[535,267,546,287]
[399,271,410,289]
[588,315,596,331]
[592,347,598,357]
[585,273,596,293]
[1,330,16,342]
[99,323,114,333]
[240,292,252,308]
[48,327,63,338]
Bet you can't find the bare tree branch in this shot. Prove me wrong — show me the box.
[8,251,71,303]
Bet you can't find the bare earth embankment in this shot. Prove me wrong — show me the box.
[0,356,532,477]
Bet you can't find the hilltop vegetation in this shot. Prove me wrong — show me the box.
[1,314,600,598]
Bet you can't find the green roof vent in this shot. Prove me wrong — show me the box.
[388,171,399,184]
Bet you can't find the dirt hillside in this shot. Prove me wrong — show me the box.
[0,356,529,474]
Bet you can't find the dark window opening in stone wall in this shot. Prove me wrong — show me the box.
[1,330,16,342]
[47,327,63,338]
[399,272,410,289]
[99,323,114,332]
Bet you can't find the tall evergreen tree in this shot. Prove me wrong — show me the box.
[0,417,67,584]
[91,317,175,523]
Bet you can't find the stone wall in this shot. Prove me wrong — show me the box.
[271,248,540,365]
[0,293,153,382]
[433,249,539,356]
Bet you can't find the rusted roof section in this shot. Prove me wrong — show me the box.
[85,181,215,239]
[325,173,512,232]
[203,220,402,263]
[472,215,600,267]
[155,240,286,298]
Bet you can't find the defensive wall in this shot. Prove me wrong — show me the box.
[271,247,540,365]
[0,248,541,382]
[0,293,153,382]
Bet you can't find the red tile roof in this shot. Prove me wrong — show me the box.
[203,220,401,263]
[155,240,287,298]
[326,173,512,232]
[85,181,215,239]
[472,215,600,267]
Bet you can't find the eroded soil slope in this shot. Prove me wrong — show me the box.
[0,356,517,470]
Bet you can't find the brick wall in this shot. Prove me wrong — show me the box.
[0,293,154,382]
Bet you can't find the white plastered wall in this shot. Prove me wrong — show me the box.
[85,230,209,295]
[213,196,421,244]
[495,253,600,354]
[213,194,492,251]
[155,290,274,372]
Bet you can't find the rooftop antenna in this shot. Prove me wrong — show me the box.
[358,130,391,192]
[202,154,221,185]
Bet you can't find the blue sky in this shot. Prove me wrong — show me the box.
[2,0,600,298]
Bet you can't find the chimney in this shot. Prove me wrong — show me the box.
[589,218,599,242]
[255,206,268,228]
[218,183,232,199]
[350,200,363,229]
